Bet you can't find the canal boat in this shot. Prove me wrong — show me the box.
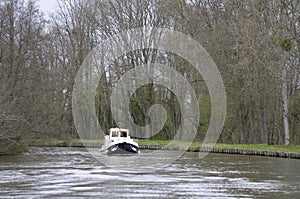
[100,128,140,155]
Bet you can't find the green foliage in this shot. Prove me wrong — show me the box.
[196,94,211,141]
[129,95,147,126]
[2,0,300,150]
[280,38,292,52]
[289,94,300,145]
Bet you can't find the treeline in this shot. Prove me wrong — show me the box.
[0,0,299,154]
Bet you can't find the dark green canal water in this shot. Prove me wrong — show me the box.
[0,147,299,198]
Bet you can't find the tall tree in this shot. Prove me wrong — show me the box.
[0,0,47,153]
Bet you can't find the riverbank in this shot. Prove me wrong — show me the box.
[28,139,300,159]
[0,138,27,156]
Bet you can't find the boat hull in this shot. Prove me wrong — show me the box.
[107,142,140,155]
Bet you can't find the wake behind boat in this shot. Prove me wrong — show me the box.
[100,128,140,155]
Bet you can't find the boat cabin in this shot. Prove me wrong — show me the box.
[109,128,130,139]
[101,127,140,154]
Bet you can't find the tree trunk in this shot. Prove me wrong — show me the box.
[281,64,290,145]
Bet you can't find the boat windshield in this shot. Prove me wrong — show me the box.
[120,131,127,137]
[111,131,119,137]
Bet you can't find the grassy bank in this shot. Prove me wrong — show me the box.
[28,139,300,154]
[212,143,300,154]
[138,140,300,154]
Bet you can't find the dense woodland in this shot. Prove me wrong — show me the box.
[1,0,300,154]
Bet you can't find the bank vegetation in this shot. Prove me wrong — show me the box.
[1,0,300,154]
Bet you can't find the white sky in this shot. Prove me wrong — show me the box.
[37,0,58,16]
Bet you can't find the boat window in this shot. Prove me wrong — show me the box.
[111,131,119,137]
[120,131,127,137]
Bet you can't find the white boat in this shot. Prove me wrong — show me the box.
[100,128,140,154]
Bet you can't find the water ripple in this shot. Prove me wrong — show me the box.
[0,147,299,198]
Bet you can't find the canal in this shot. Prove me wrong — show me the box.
[0,147,299,198]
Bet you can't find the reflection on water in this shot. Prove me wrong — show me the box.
[0,147,299,198]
